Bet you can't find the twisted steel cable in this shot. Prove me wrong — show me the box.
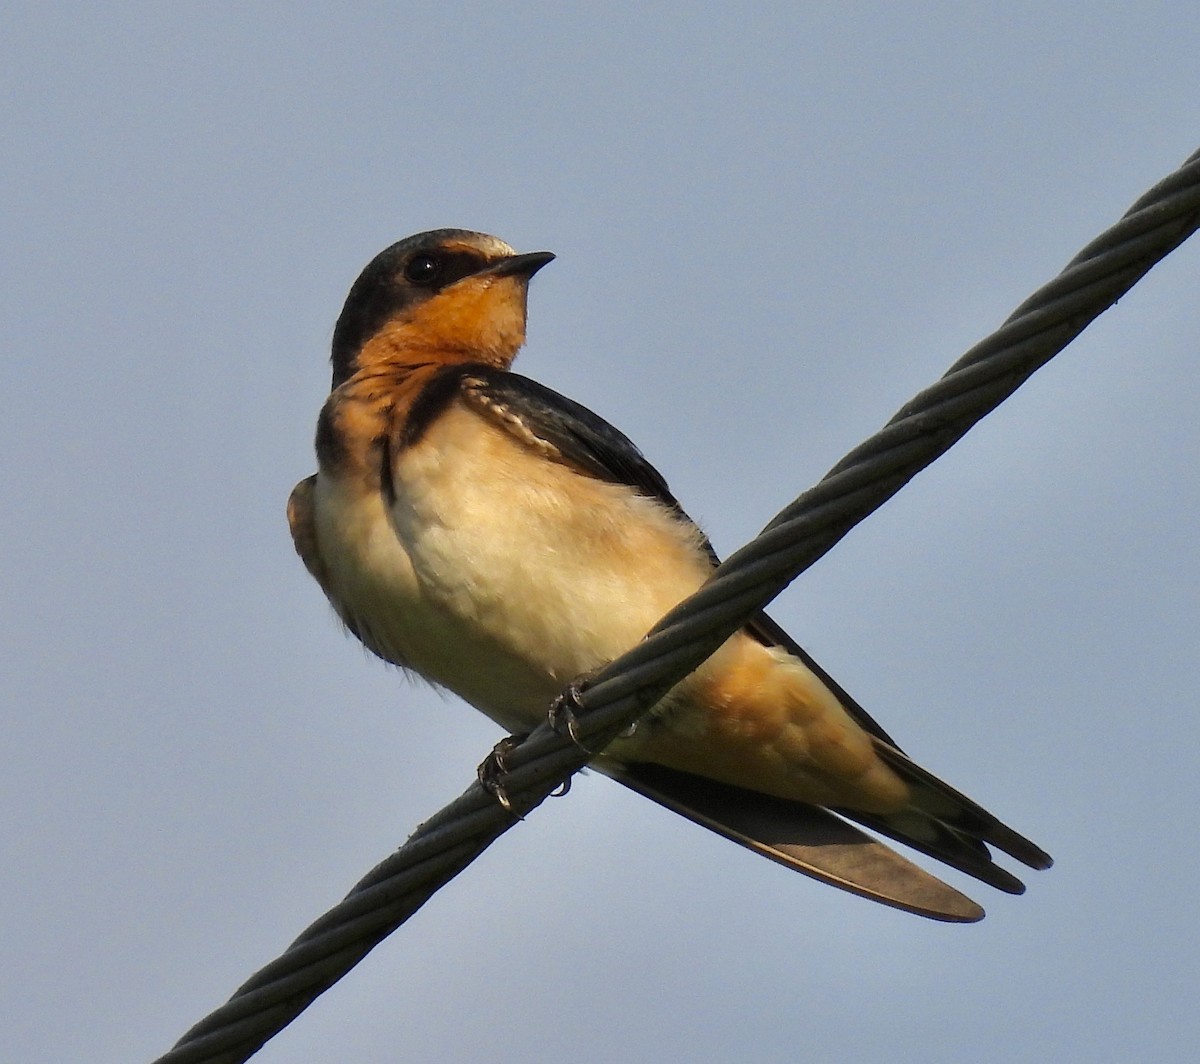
[153,147,1200,1064]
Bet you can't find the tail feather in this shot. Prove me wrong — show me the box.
[873,740,1053,869]
[832,739,1053,893]
[837,806,1027,895]
[597,760,989,922]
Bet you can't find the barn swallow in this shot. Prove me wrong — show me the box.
[288,229,1051,922]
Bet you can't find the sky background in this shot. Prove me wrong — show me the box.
[4,5,1199,1063]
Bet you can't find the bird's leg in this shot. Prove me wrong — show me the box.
[476,733,528,816]
[547,678,597,755]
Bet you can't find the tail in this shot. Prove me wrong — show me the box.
[836,740,1053,895]
[746,613,1052,896]
[597,759,990,922]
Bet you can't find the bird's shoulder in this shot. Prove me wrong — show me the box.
[401,363,690,520]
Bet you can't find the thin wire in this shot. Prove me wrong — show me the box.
[152,148,1200,1064]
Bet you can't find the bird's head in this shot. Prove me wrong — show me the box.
[330,229,555,388]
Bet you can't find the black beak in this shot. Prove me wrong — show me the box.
[484,250,556,279]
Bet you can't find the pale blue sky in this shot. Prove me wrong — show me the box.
[4,6,1199,1063]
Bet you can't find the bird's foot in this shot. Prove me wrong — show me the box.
[476,733,527,817]
[548,680,597,756]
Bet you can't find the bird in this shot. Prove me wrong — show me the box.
[288,228,1051,923]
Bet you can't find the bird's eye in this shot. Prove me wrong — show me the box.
[404,253,443,285]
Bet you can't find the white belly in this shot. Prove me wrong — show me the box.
[315,405,714,733]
